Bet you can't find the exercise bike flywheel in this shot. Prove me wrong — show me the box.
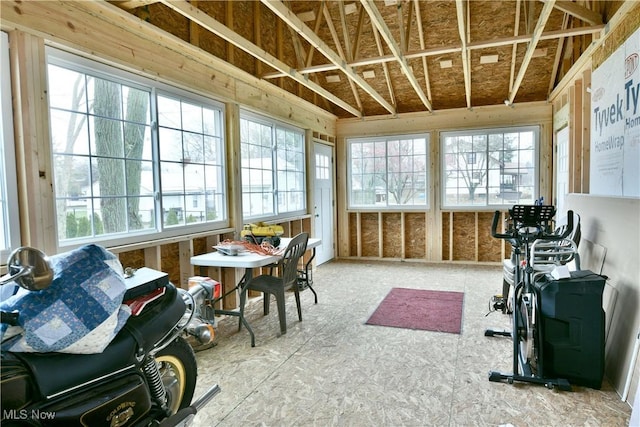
[516,292,537,374]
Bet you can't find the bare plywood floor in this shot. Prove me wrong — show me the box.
[191,261,631,426]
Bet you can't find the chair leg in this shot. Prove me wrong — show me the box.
[308,284,318,304]
[294,288,302,321]
[263,292,270,315]
[275,289,287,335]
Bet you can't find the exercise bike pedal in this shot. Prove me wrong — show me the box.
[484,329,511,337]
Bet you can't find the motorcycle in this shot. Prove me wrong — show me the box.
[0,245,220,427]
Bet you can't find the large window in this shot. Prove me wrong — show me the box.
[240,113,305,220]
[441,126,538,207]
[47,49,227,248]
[348,134,429,208]
[1,32,20,261]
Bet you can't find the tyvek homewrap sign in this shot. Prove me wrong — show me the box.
[591,27,640,197]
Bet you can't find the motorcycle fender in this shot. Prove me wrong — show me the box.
[40,373,151,427]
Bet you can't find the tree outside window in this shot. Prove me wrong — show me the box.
[442,127,538,207]
[47,50,227,247]
[240,114,305,220]
[348,134,429,208]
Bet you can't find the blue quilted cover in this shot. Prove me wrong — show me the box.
[0,244,130,353]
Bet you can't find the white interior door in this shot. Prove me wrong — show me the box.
[556,127,569,216]
[313,143,334,265]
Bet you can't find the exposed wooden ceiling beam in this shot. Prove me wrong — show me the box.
[322,3,363,112]
[260,0,395,115]
[351,5,366,60]
[304,1,325,68]
[359,0,432,112]
[508,0,556,104]
[396,1,407,54]
[548,12,570,96]
[509,0,522,92]
[413,0,432,103]
[110,0,160,10]
[545,0,603,25]
[337,2,353,62]
[159,0,362,117]
[467,24,603,50]
[262,24,603,79]
[372,24,396,107]
[455,0,471,109]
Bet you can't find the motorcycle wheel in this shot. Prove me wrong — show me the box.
[155,337,197,414]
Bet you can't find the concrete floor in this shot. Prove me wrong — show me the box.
[189,260,631,426]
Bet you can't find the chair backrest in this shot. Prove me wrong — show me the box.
[555,211,581,247]
[280,232,309,289]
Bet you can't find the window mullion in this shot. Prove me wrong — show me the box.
[272,126,277,215]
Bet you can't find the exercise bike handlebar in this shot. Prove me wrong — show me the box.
[491,208,574,241]
[491,210,513,240]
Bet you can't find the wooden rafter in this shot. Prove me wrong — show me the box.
[509,0,522,92]
[283,5,332,108]
[226,1,234,64]
[508,0,556,104]
[404,3,413,54]
[351,4,366,61]
[455,0,471,108]
[110,0,160,10]
[254,1,262,78]
[413,0,432,102]
[305,1,325,68]
[372,25,396,106]
[159,0,362,117]
[396,2,406,54]
[262,25,603,79]
[337,2,353,62]
[322,3,363,111]
[261,0,395,115]
[360,0,432,112]
[547,0,603,25]
[548,12,571,96]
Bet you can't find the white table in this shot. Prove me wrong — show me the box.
[190,237,321,346]
[190,237,320,269]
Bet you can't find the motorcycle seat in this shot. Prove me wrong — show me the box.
[10,284,185,399]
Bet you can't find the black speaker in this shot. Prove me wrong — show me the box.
[533,270,606,389]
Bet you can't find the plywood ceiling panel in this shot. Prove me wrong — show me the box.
[110,0,623,118]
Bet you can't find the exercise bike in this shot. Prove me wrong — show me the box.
[485,204,575,391]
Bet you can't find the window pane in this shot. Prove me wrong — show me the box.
[158,96,181,128]
[48,50,227,247]
[97,197,128,234]
[241,116,305,220]
[159,127,183,162]
[128,196,155,231]
[48,65,88,112]
[442,127,538,207]
[50,110,90,154]
[49,60,154,244]
[158,94,227,227]
[348,135,429,208]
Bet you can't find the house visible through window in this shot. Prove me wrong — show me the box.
[47,49,227,247]
[441,126,538,207]
[240,113,305,220]
[348,134,429,208]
